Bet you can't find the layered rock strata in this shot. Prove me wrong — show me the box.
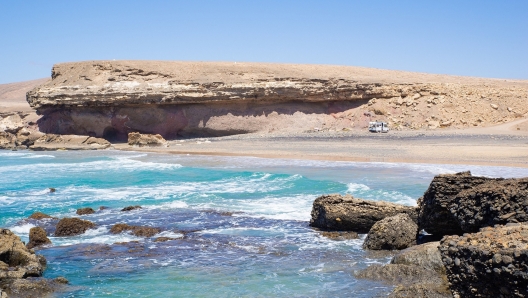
[418,171,528,236]
[25,61,528,140]
[309,194,417,233]
[439,223,528,297]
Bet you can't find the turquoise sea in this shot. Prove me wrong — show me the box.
[1,150,528,297]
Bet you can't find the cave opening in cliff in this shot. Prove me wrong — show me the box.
[102,126,121,142]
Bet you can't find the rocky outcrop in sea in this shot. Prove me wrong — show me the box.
[309,194,417,233]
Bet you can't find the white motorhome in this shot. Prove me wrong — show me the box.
[368,121,389,133]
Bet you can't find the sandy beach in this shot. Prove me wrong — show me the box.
[114,123,528,168]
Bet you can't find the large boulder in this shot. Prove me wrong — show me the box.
[30,134,111,151]
[310,194,417,233]
[439,223,528,297]
[0,132,16,150]
[127,132,167,147]
[54,218,96,236]
[418,171,528,236]
[76,207,95,215]
[363,213,418,250]
[391,241,445,274]
[0,229,45,279]
[26,227,52,249]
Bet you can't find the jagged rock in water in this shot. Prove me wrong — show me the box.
[418,171,528,236]
[26,227,52,249]
[110,223,161,237]
[0,229,45,279]
[27,212,56,220]
[391,241,445,275]
[127,132,167,147]
[54,218,95,236]
[363,213,418,250]
[439,223,528,298]
[76,207,95,215]
[310,194,417,233]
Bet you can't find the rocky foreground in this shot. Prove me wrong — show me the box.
[311,172,528,297]
[24,61,528,140]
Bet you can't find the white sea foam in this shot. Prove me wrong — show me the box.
[9,223,36,235]
[347,183,371,192]
[20,154,55,159]
[50,227,141,246]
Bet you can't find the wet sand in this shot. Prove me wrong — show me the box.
[114,127,528,168]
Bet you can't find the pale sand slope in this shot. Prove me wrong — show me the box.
[0,78,49,113]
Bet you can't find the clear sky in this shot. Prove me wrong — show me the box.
[1,0,527,84]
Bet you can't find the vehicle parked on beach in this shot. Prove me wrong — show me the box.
[368,121,389,133]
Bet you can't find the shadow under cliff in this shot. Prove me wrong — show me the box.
[36,99,371,141]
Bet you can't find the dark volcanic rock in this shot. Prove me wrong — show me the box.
[26,227,52,249]
[0,229,45,279]
[355,263,450,297]
[76,207,95,215]
[439,223,528,298]
[363,213,418,250]
[54,218,95,236]
[418,171,528,236]
[309,194,417,233]
[391,241,445,274]
[28,212,56,220]
[110,223,161,237]
[121,205,142,212]
[2,277,68,298]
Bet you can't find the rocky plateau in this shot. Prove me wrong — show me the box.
[21,61,528,141]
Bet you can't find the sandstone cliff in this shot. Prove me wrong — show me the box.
[25,61,528,140]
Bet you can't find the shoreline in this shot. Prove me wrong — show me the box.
[113,129,528,169]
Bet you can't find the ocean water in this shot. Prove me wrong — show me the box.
[1,150,528,297]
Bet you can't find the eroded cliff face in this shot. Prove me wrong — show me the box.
[26,61,528,140]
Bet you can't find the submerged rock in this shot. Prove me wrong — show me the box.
[54,218,95,236]
[418,171,528,236]
[319,231,359,240]
[127,132,167,147]
[26,227,52,249]
[2,277,68,298]
[439,223,528,297]
[110,223,161,237]
[310,194,417,233]
[121,205,142,212]
[76,207,95,215]
[0,229,45,279]
[363,213,418,250]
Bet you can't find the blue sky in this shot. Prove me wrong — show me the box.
[1,0,527,83]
